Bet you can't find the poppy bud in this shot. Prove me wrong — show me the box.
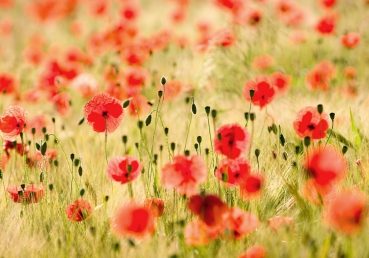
[42,127,47,134]
[304,137,311,147]
[49,184,53,191]
[145,114,152,126]
[205,148,209,155]
[52,117,55,123]
[78,166,83,176]
[197,136,202,144]
[78,117,85,125]
[171,142,176,151]
[194,143,199,150]
[54,160,59,167]
[250,113,256,121]
[70,153,75,160]
[295,146,300,155]
[317,104,323,114]
[104,195,109,202]
[40,172,44,182]
[80,188,85,197]
[249,90,255,99]
[31,128,36,134]
[137,120,144,129]
[244,112,249,121]
[158,90,163,98]
[74,158,80,167]
[192,103,197,114]
[185,97,190,104]
[0,169,2,179]
[161,76,166,85]
[205,106,210,115]
[211,109,217,119]
[283,152,288,161]
[255,149,260,157]
[342,145,348,154]
[164,127,169,135]
[122,135,128,144]
[123,99,130,108]
[280,134,285,146]
[184,150,190,156]
[330,112,335,121]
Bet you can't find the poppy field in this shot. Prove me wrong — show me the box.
[1,0,369,257]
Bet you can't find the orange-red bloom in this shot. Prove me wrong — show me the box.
[7,184,45,204]
[215,157,251,186]
[293,106,329,140]
[110,200,156,238]
[243,75,276,109]
[222,207,260,239]
[239,245,266,258]
[187,194,229,228]
[0,72,18,94]
[239,173,264,200]
[0,106,27,141]
[252,55,274,70]
[161,154,207,197]
[304,145,347,186]
[184,219,218,246]
[214,124,251,159]
[83,93,124,133]
[107,155,142,184]
[65,198,93,222]
[269,72,291,96]
[340,32,360,49]
[324,189,366,235]
[306,61,336,90]
[315,14,337,35]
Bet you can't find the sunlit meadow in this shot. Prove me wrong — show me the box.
[0,0,369,257]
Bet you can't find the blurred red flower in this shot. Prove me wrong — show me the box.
[215,157,251,186]
[187,194,229,228]
[214,124,250,159]
[252,55,274,70]
[315,14,337,35]
[0,106,27,141]
[0,72,18,94]
[324,188,366,235]
[222,207,260,239]
[239,173,264,200]
[65,198,93,222]
[110,200,156,238]
[107,155,142,184]
[161,154,207,197]
[269,72,291,96]
[239,245,266,258]
[319,0,336,8]
[304,145,347,186]
[302,179,335,205]
[83,93,124,133]
[293,106,329,140]
[340,32,360,49]
[7,184,45,204]
[305,61,336,90]
[184,219,218,246]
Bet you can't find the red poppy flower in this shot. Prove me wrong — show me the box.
[0,106,27,141]
[239,173,264,200]
[243,75,276,109]
[315,14,337,35]
[343,66,357,79]
[302,179,335,205]
[110,200,156,238]
[324,188,366,235]
[305,61,336,90]
[83,93,124,133]
[128,95,151,117]
[293,106,329,140]
[65,198,93,222]
[107,155,142,184]
[187,194,229,228]
[233,7,263,26]
[7,184,45,204]
[71,73,99,98]
[222,207,260,239]
[161,154,207,197]
[0,72,18,94]
[215,157,251,186]
[304,145,347,186]
[214,123,251,159]
[269,72,291,96]
[238,245,266,258]
[144,198,165,217]
[252,55,274,70]
[267,216,293,232]
[184,219,218,246]
[340,32,360,49]
[319,0,336,8]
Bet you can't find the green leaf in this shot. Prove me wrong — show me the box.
[350,109,361,148]
[123,99,130,108]
[41,142,47,156]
